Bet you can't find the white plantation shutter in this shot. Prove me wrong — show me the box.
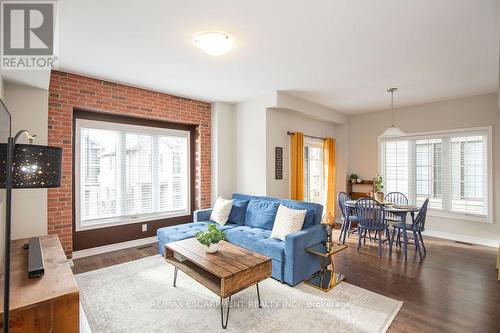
[76,119,190,230]
[381,140,408,196]
[380,127,491,223]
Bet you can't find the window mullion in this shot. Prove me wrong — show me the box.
[482,134,489,217]
[408,139,416,205]
[152,136,160,212]
[117,132,126,216]
[441,137,451,211]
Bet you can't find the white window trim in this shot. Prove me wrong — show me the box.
[75,118,191,231]
[378,126,493,223]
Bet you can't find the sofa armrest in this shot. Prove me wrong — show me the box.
[193,208,213,222]
[285,224,325,255]
[284,224,326,285]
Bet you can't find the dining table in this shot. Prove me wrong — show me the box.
[344,199,421,260]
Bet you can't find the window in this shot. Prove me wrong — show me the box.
[304,139,324,205]
[379,127,492,223]
[75,119,190,230]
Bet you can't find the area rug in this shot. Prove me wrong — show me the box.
[76,255,402,333]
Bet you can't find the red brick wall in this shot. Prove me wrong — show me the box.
[48,70,211,256]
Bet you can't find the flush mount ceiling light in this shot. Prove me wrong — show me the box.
[192,32,233,56]
[381,87,405,138]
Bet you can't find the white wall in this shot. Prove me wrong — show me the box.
[4,82,49,240]
[276,92,348,125]
[232,92,347,205]
[334,122,349,202]
[265,108,337,198]
[211,102,235,203]
[234,94,275,195]
[349,93,500,244]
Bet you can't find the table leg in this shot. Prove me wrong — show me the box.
[400,212,408,261]
[256,283,262,308]
[329,253,336,288]
[173,266,178,287]
[220,296,231,329]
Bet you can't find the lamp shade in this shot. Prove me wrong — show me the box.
[0,143,62,188]
[380,125,405,138]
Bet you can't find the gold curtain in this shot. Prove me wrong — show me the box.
[290,132,304,200]
[323,137,336,215]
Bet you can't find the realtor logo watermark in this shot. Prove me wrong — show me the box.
[1,1,57,70]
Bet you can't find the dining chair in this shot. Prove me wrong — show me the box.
[390,199,429,258]
[337,192,358,244]
[384,192,408,222]
[355,198,391,257]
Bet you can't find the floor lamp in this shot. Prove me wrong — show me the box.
[0,99,62,332]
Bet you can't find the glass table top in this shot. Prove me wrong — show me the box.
[306,242,348,257]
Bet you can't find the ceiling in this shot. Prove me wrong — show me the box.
[55,0,499,114]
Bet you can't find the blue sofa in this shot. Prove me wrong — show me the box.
[157,193,326,286]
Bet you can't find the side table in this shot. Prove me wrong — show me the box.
[304,241,348,292]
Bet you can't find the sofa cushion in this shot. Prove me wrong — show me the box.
[280,203,315,229]
[245,199,279,230]
[157,221,237,245]
[228,199,249,225]
[225,226,284,261]
[232,193,323,229]
[270,205,307,241]
[209,197,233,226]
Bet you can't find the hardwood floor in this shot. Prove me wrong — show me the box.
[72,233,500,333]
[72,244,157,274]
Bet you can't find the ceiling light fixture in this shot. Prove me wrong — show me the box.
[381,87,405,137]
[192,31,233,56]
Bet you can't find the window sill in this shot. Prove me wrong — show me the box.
[76,211,190,231]
[427,209,491,224]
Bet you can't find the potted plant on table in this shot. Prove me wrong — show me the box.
[195,224,226,253]
[373,174,384,202]
[349,173,361,184]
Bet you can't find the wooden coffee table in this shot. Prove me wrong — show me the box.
[164,238,272,329]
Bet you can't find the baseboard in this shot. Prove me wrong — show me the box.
[423,229,499,248]
[72,236,158,259]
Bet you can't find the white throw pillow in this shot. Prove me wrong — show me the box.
[209,197,234,226]
[270,205,307,241]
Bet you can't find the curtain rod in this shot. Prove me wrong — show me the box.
[286,131,326,141]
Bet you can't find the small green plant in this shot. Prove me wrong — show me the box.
[373,174,384,192]
[195,224,226,247]
[349,173,359,180]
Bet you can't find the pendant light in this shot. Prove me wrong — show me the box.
[381,87,405,137]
